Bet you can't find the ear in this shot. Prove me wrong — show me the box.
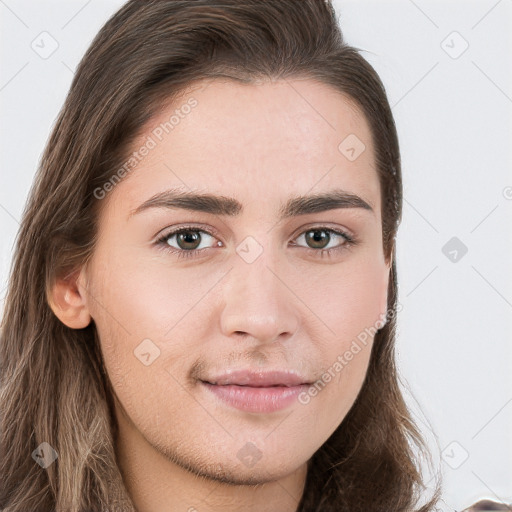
[378,245,394,326]
[47,267,92,329]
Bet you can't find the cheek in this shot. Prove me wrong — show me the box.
[88,247,216,342]
[86,251,214,414]
[296,255,386,347]
[298,256,385,403]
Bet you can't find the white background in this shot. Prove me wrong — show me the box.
[1,1,511,510]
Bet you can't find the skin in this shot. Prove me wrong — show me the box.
[49,77,391,512]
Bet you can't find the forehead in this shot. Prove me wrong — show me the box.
[105,77,380,220]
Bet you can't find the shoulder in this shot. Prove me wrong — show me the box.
[461,499,512,511]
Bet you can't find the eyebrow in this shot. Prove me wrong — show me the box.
[128,187,374,220]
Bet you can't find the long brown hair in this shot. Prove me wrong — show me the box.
[0,1,442,510]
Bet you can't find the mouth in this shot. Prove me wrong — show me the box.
[202,369,312,387]
[199,369,312,413]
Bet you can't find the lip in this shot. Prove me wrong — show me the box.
[200,370,312,413]
[202,369,311,387]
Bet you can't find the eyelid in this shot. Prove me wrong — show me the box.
[154,223,357,258]
[154,222,355,243]
[153,223,222,244]
[290,222,355,241]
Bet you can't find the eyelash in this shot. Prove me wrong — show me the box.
[154,224,357,260]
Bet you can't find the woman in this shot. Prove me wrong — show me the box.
[0,1,443,510]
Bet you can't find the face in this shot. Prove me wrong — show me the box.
[81,77,390,485]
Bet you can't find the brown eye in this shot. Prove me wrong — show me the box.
[156,227,221,258]
[175,230,202,250]
[304,229,331,249]
[295,228,353,251]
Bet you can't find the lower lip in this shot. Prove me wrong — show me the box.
[201,382,309,413]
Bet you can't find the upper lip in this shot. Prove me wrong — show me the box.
[202,370,311,387]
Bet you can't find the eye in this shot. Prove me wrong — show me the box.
[154,225,356,260]
[155,226,221,260]
[291,227,356,258]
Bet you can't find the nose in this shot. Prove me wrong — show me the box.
[219,250,300,345]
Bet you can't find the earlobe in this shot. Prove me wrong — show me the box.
[47,268,92,329]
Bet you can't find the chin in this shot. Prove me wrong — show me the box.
[166,441,307,485]
[178,453,299,486]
